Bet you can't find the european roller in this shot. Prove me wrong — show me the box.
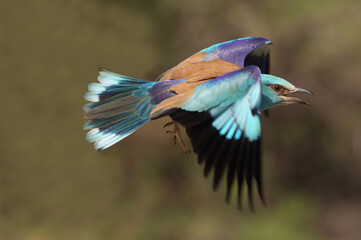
[83,37,312,210]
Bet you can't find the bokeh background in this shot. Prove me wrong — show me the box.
[1,0,361,239]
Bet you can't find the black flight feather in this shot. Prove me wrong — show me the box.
[169,109,264,210]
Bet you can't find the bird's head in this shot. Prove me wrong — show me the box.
[260,74,313,111]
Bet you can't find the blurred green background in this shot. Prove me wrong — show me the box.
[1,0,361,239]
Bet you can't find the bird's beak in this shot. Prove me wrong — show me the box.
[293,87,314,95]
[282,87,313,106]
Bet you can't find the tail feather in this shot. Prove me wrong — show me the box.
[83,112,133,130]
[84,96,140,119]
[83,92,137,112]
[83,70,156,150]
[85,86,140,102]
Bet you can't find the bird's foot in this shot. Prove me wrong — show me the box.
[164,121,191,153]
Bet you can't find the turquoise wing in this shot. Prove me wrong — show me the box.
[170,65,264,209]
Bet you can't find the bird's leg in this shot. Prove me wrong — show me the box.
[173,122,191,153]
[164,121,191,153]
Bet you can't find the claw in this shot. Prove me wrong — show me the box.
[163,121,174,128]
[164,121,192,153]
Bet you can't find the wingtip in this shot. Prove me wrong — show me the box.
[225,187,234,205]
[257,182,267,207]
[212,181,220,192]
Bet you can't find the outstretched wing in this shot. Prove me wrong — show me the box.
[200,37,271,68]
[158,37,271,85]
[151,66,264,210]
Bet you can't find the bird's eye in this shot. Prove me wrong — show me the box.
[270,84,284,92]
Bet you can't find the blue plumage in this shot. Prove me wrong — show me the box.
[201,37,271,66]
[148,79,186,104]
[84,71,191,150]
[84,70,157,150]
[181,66,262,142]
[83,37,312,210]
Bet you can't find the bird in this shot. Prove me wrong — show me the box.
[83,37,312,210]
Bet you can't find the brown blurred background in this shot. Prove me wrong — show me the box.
[1,0,361,239]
